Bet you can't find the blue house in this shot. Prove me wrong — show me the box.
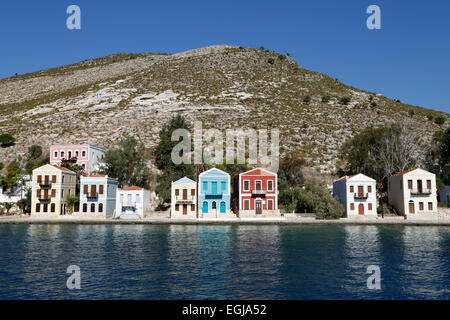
[198,168,233,217]
[80,174,118,217]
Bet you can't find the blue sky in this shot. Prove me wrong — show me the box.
[1,0,449,113]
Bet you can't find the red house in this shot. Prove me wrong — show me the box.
[234,168,279,217]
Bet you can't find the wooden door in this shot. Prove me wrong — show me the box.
[409,202,415,214]
[417,180,422,193]
[358,186,364,197]
[358,203,364,215]
[183,189,187,200]
[255,200,262,215]
[183,204,187,215]
[255,181,262,191]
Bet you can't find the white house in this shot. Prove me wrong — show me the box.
[388,168,437,216]
[171,177,197,219]
[333,173,377,217]
[79,174,118,218]
[115,186,150,219]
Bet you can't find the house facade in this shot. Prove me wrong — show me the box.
[388,168,437,216]
[333,173,377,217]
[79,174,118,217]
[115,186,150,218]
[171,177,197,219]
[50,144,105,175]
[31,164,76,216]
[198,168,232,217]
[235,168,279,217]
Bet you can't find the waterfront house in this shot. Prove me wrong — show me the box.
[31,164,76,216]
[171,177,197,219]
[79,174,118,218]
[388,168,437,216]
[333,173,377,217]
[115,186,150,219]
[234,168,279,217]
[50,144,105,175]
[198,168,233,217]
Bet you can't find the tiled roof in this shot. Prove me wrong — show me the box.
[335,174,356,182]
[392,169,415,176]
[89,174,106,177]
[50,164,76,174]
[120,186,143,191]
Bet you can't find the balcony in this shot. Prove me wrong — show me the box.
[354,193,368,200]
[38,197,51,203]
[122,203,136,210]
[252,189,267,195]
[87,193,98,200]
[176,195,194,203]
[38,182,52,189]
[410,188,432,196]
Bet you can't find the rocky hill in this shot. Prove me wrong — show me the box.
[0,45,447,174]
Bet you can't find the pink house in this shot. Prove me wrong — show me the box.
[50,144,105,175]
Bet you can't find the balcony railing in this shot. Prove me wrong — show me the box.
[354,193,368,200]
[176,195,194,203]
[252,189,267,195]
[122,203,136,210]
[87,193,98,200]
[38,197,51,202]
[410,188,432,196]
[39,183,52,189]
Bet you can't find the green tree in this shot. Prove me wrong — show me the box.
[0,134,16,147]
[100,137,152,188]
[17,188,31,214]
[27,145,42,160]
[0,160,22,189]
[153,115,194,204]
[433,126,450,165]
[296,179,345,219]
[65,194,79,214]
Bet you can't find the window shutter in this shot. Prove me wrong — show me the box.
[191,189,195,196]
[175,189,179,196]
[84,185,88,195]
[37,175,42,183]
[37,189,41,198]
[99,185,104,195]
[52,175,56,183]
[51,189,56,197]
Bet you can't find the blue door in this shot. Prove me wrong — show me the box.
[220,201,226,213]
[212,182,218,194]
[202,201,208,213]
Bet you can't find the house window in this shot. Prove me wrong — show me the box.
[54,151,58,158]
[99,185,104,195]
[191,204,195,211]
[127,194,132,206]
[82,150,86,158]
[52,175,56,183]
[255,181,262,190]
[90,203,95,213]
[191,189,195,196]
[136,194,140,204]
[212,201,217,209]
[175,189,179,196]
[51,203,55,213]
[408,180,413,189]
[68,151,72,159]
[350,186,354,193]
[244,199,250,210]
[426,180,431,189]
[268,180,273,191]
[268,199,273,210]
[99,203,103,213]
[350,203,354,210]
[120,194,123,204]
[61,151,65,159]
[36,203,40,212]
[428,202,433,211]
[368,203,372,211]
[368,185,372,193]
[243,180,250,191]
[75,150,79,157]
[43,204,48,213]
[202,181,208,193]
[84,185,88,195]
[51,189,56,198]
[419,202,424,210]
[221,181,226,193]
[83,203,87,212]
[37,175,42,183]
[175,204,179,211]
[37,189,41,198]
[82,163,86,169]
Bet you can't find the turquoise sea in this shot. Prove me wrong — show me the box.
[0,224,448,299]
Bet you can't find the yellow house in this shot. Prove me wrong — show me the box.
[31,164,77,216]
[171,177,197,219]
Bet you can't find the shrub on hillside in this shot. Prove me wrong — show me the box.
[339,97,351,105]
[435,116,446,125]
[321,95,330,103]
